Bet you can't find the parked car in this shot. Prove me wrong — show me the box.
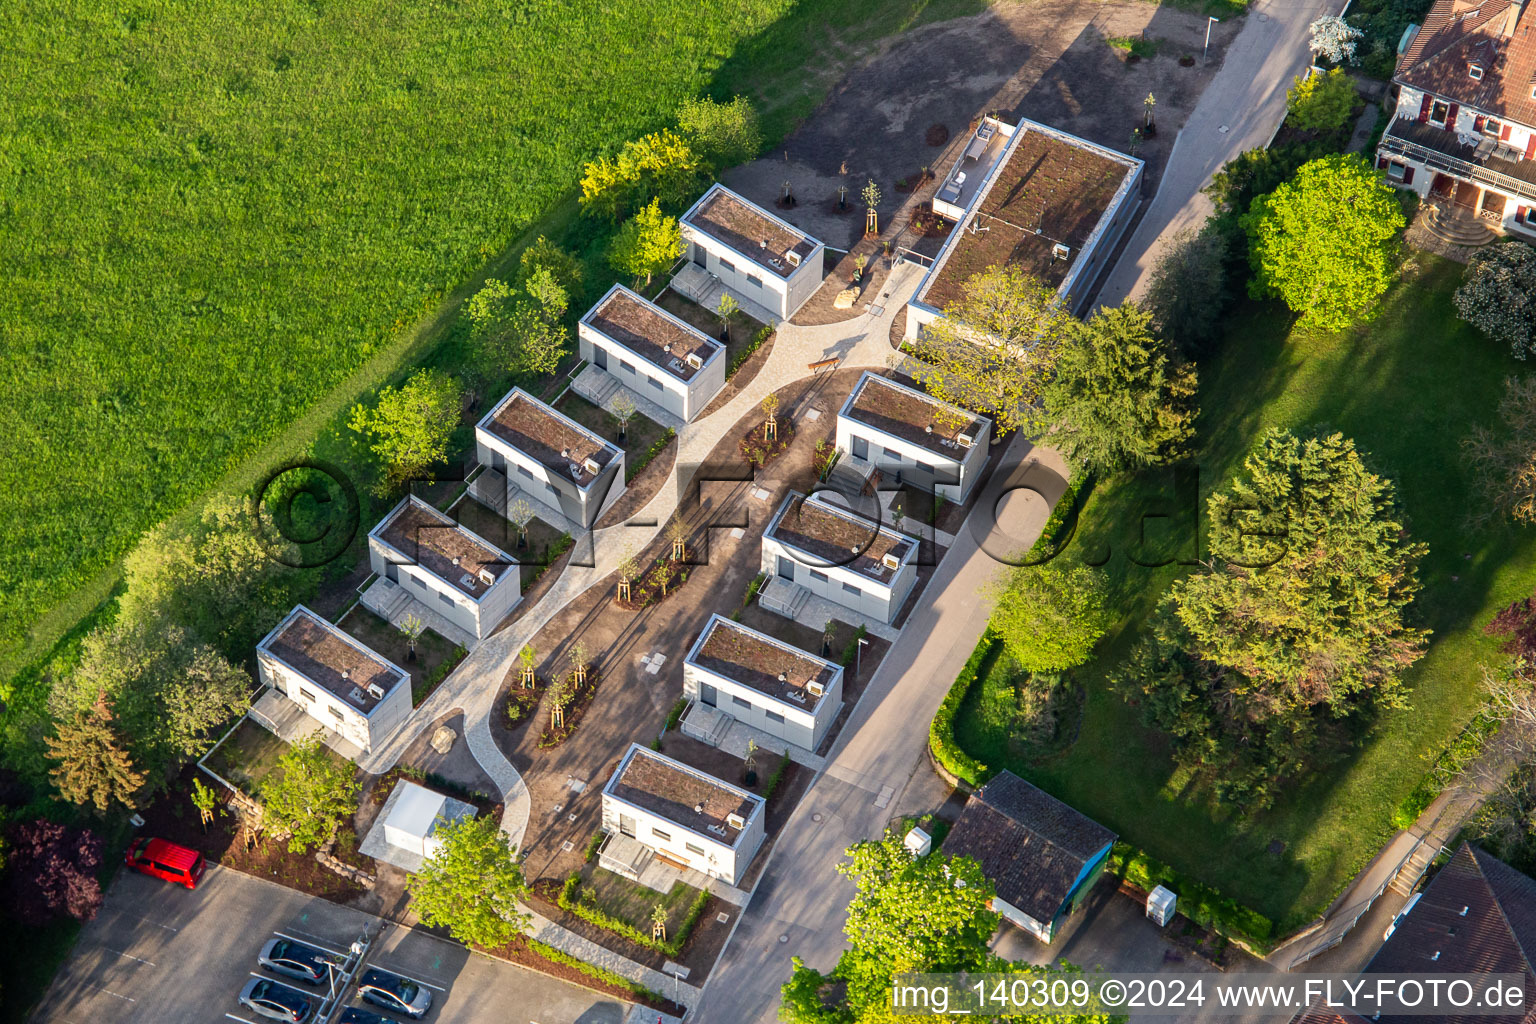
[259,937,337,986]
[123,837,205,889]
[358,968,432,1019]
[338,1008,401,1024]
[238,977,315,1023]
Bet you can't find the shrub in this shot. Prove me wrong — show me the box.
[1454,241,1536,361]
[626,429,676,483]
[1285,68,1357,135]
[728,324,775,376]
[1391,708,1499,828]
[558,873,710,956]
[664,698,687,732]
[838,624,868,667]
[583,830,605,864]
[762,751,794,800]
[1108,843,1275,948]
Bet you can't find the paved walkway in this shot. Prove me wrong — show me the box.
[523,904,704,1009]
[359,263,928,857]
[1093,0,1341,306]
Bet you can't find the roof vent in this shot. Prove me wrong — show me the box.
[882,553,900,570]
[778,672,787,683]
[583,457,601,475]
[694,803,704,815]
[807,681,825,697]
[1461,906,1470,916]
[569,462,583,480]
[664,343,672,353]
[367,683,386,700]
[850,545,860,554]
[561,448,570,460]
[1470,62,1485,79]
[925,424,934,433]
[685,352,704,370]
[785,250,801,267]
[726,813,746,829]
[478,568,496,586]
[1051,242,1072,261]
[452,556,461,566]
[759,239,768,249]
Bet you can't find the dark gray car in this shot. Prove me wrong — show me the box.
[259,937,337,986]
[238,977,315,1023]
[358,968,432,1018]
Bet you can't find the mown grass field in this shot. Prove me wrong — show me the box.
[0,0,987,684]
[956,256,1536,931]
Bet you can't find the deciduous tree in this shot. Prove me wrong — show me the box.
[1243,154,1404,331]
[516,236,583,299]
[1285,68,1357,134]
[4,820,103,927]
[1038,303,1197,474]
[989,563,1111,675]
[607,199,684,286]
[1143,226,1230,357]
[407,815,529,949]
[676,95,762,169]
[580,130,704,220]
[47,697,145,812]
[1454,240,1536,360]
[348,368,463,491]
[1309,15,1363,64]
[1464,375,1536,527]
[260,732,359,853]
[905,265,1074,436]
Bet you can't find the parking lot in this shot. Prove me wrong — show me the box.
[33,863,628,1024]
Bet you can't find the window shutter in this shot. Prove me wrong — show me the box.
[1447,102,1460,127]
[1403,166,1415,185]
[1527,135,1536,160]
[1504,124,1514,141]
[1378,156,1390,169]
[1419,94,1433,122]
[1475,115,1486,132]
[1519,207,1529,224]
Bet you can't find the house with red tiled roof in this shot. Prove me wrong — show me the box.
[1378,0,1536,235]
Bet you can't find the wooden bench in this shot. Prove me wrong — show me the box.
[806,356,840,374]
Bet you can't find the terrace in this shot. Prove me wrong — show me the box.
[374,497,514,599]
[932,117,1013,220]
[766,492,914,584]
[842,372,984,460]
[606,744,762,848]
[481,389,616,490]
[691,615,836,709]
[583,285,722,383]
[259,607,406,715]
[916,121,1139,312]
[683,184,818,279]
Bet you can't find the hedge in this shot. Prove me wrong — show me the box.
[626,428,676,484]
[762,750,794,801]
[523,936,666,1004]
[1108,842,1275,950]
[728,323,775,376]
[928,632,996,787]
[559,872,711,957]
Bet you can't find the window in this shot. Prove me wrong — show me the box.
[916,460,935,474]
[651,827,672,841]
[649,376,664,391]
[517,464,534,479]
[409,574,425,589]
[1386,161,1408,181]
[732,694,753,709]
[619,359,636,374]
[298,688,317,703]
[842,581,862,596]
[1431,100,1450,124]
[765,709,786,724]
[746,274,763,288]
[1470,63,1484,80]
[883,446,902,460]
[719,257,735,273]
[1484,118,1504,137]
[328,706,344,720]
[685,842,705,855]
[809,569,829,583]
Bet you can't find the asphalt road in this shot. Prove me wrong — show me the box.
[33,863,627,1024]
[692,439,1067,1022]
[1094,0,1343,306]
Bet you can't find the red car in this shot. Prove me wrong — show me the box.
[124,837,205,889]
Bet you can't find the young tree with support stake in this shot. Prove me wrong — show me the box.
[507,498,536,551]
[397,613,425,662]
[609,391,637,442]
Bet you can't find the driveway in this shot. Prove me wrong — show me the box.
[691,438,1069,1022]
[32,864,628,1024]
[1094,0,1342,305]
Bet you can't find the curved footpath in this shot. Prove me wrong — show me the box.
[358,262,927,852]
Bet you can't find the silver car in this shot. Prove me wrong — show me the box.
[259,937,336,986]
[358,968,432,1019]
[238,977,315,1023]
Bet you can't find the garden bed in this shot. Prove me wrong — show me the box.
[538,669,603,749]
[615,555,695,610]
[739,420,795,467]
[338,608,467,706]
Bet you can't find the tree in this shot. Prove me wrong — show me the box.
[119,492,297,651]
[261,732,360,853]
[1143,225,1230,357]
[516,236,582,299]
[1464,375,1536,527]
[905,265,1074,436]
[610,392,637,442]
[507,498,536,548]
[989,564,1111,675]
[407,815,529,949]
[191,777,219,830]
[1286,68,1357,135]
[4,820,103,927]
[607,199,684,286]
[1167,428,1427,716]
[47,698,145,811]
[714,291,740,340]
[676,95,762,169]
[580,129,704,220]
[398,613,425,661]
[466,278,569,384]
[348,368,463,491]
[1243,153,1404,331]
[1038,304,1197,474]
[1455,240,1536,360]
[1309,15,1363,65]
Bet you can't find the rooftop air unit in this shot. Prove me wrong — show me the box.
[726,813,746,829]
[685,352,704,370]
[881,553,900,571]
[367,683,387,701]
[478,568,496,586]
[785,250,801,267]
[807,681,825,698]
[1051,242,1072,261]
[957,433,975,447]
[583,457,601,476]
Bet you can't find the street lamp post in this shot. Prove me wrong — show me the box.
[1204,16,1220,63]
[856,637,869,675]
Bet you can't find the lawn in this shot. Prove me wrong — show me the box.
[584,867,702,940]
[202,717,291,795]
[0,0,988,683]
[339,608,466,706]
[554,392,672,483]
[955,256,1536,931]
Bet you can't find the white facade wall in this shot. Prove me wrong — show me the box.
[993,896,1053,943]
[474,430,625,530]
[255,643,410,753]
[679,186,825,322]
[835,412,991,505]
[366,503,520,643]
[760,501,919,624]
[600,761,767,885]
[576,326,725,423]
[681,630,844,751]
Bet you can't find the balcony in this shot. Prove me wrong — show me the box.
[1380,117,1536,203]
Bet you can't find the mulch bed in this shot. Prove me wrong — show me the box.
[615,554,697,610]
[521,885,735,984]
[477,933,687,1016]
[739,420,795,467]
[908,208,954,238]
[894,170,936,193]
[538,669,603,749]
[504,671,548,730]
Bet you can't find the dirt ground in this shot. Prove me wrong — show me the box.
[725,0,1242,253]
